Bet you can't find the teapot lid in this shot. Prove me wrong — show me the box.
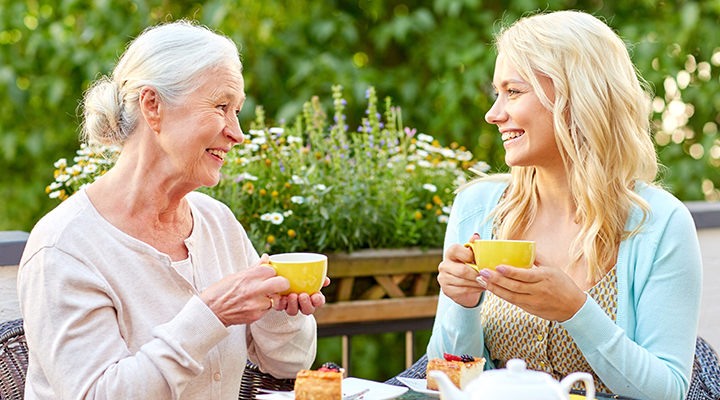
[477,359,560,387]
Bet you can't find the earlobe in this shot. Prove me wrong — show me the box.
[139,86,162,133]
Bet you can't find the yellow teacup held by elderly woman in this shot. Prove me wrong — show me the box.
[266,252,328,295]
[463,240,536,271]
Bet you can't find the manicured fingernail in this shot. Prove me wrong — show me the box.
[476,277,487,287]
[496,265,508,274]
[480,269,491,279]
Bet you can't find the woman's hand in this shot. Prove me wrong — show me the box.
[476,252,587,321]
[437,233,486,308]
[200,254,290,327]
[271,277,331,316]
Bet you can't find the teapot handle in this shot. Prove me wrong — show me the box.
[560,372,595,400]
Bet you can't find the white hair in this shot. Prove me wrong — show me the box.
[81,20,242,146]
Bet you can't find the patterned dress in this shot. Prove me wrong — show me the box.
[481,197,618,393]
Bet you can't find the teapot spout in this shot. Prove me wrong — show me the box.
[428,371,469,400]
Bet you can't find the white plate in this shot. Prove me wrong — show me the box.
[344,377,408,400]
[256,377,408,400]
[396,377,440,397]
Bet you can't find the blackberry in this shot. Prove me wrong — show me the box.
[460,354,474,363]
[321,362,342,371]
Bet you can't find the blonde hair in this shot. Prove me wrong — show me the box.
[483,11,658,281]
[81,20,242,146]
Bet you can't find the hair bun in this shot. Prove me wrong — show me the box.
[81,77,126,146]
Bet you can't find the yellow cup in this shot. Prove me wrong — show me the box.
[463,240,536,271]
[268,253,328,295]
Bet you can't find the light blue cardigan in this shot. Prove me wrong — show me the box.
[427,178,702,400]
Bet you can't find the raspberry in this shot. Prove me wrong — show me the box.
[443,353,462,362]
[461,354,475,363]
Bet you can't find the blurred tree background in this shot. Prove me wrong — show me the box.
[2,0,720,381]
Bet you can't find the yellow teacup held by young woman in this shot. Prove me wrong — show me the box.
[463,240,536,271]
[266,252,328,295]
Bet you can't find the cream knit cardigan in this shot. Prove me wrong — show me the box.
[18,190,316,399]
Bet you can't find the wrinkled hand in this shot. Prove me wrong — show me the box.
[476,251,587,322]
[271,276,331,316]
[200,254,290,327]
[437,233,486,308]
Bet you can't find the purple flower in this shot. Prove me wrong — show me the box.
[375,113,381,119]
[380,139,386,146]
[344,125,349,131]
[357,126,363,132]
[366,151,371,157]
[342,144,349,150]
[365,89,371,99]
[341,99,347,105]
[379,122,384,128]
[365,109,370,114]
[369,135,374,141]
[334,115,339,122]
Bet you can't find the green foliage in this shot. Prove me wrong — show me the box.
[4,0,720,232]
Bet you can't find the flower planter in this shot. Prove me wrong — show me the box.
[314,247,443,326]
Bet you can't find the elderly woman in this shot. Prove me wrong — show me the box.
[428,10,702,400]
[18,21,325,399]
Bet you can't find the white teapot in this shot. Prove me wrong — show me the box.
[429,359,595,400]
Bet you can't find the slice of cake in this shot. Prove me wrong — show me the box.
[426,353,485,390]
[294,362,343,400]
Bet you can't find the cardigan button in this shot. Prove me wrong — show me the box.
[213,372,222,381]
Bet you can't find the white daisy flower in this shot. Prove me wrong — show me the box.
[291,196,304,204]
[416,150,429,158]
[423,183,438,192]
[79,183,91,190]
[83,164,98,174]
[269,127,284,134]
[49,182,63,190]
[291,175,306,184]
[455,175,468,186]
[54,158,67,168]
[417,133,434,142]
[251,137,267,145]
[287,135,303,144]
[283,210,294,217]
[260,213,272,221]
[441,148,455,158]
[314,184,327,191]
[246,143,260,152]
[405,164,416,171]
[49,191,62,199]
[249,129,265,136]
[418,160,432,168]
[239,172,259,181]
[56,174,71,183]
[442,206,452,214]
[438,215,449,223]
[269,212,284,225]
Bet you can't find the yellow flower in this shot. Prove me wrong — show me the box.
[259,189,267,196]
[267,235,275,244]
[315,152,323,160]
[271,190,279,198]
[242,182,255,194]
[431,140,440,147]
[414,211,422,220]
[432,195,443,205]
[425,203,433,210]
[265,159,272,166]
[435,209,443,215]
[54,169,60,178]
[284,182,291,188]
[287,229,296,238]
[450,142,459,150]
[45,185,51,194]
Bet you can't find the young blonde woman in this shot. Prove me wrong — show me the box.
[427,10,702,400]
